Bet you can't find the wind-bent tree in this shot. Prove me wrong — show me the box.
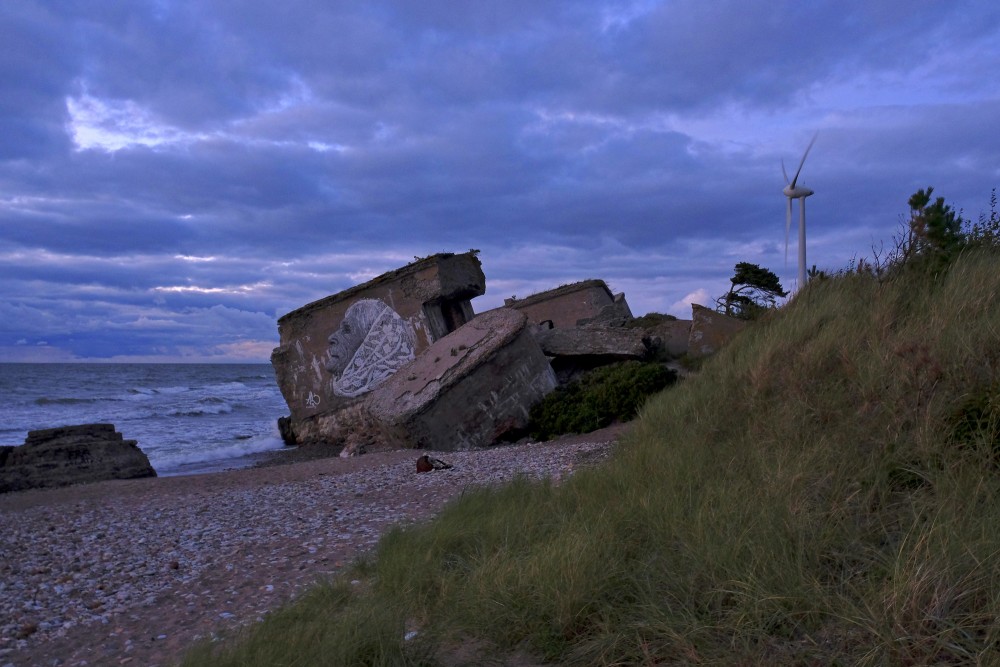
[717,262,788,320]
[906,186,963,259]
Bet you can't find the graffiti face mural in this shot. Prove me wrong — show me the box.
[325,299,416,398]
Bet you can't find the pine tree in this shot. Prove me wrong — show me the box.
[717,262,788,320]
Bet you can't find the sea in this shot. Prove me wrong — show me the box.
[0,363,290,476]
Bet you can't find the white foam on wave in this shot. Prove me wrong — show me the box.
[164,402,234,417]
[204,381,248,395]
[151,433,285,475]
[124,388,157,401]
[156,385,192,395]
[125,385,191,400]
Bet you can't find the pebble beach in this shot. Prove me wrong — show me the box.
[0,425,625,667]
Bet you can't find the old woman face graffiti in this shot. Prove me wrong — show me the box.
[326,316,366,378]
[325,299,416,398]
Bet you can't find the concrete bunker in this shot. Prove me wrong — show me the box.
[503,279,632,328]
[270,251,485,444]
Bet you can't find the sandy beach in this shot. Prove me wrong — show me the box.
[0,424,627,667]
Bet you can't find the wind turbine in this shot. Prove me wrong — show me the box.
[783,134,817,290]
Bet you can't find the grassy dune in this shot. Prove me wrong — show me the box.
[183,248,1000,666]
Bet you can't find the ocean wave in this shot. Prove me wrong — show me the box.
[7,364,287,476]
[151,434,285,474]
[126,385,191,399]
[124,388,157,400]
[164,402,234,417]
[151,385,192,395]
[205,381,248,392]
[34,397,103,405]
[235,374,272,382]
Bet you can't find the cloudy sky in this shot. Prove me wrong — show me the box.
[2,1,998,362]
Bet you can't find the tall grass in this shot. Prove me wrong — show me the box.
[182,248,1000,666]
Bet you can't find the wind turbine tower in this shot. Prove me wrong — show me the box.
[783,134,817,290]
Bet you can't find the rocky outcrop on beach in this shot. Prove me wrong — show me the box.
[0,424,156,494]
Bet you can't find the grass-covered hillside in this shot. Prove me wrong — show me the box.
[184,247,1000,666]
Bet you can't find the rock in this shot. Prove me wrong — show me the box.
[15,623,38,639]
[687,304,747,358]
[0,424,156,494]
[276,416,297,446]
[534,327,650,359]
[576,297,634,328]
[639,319,692,359]
[533,326,651,384]
[333,402,383,457]
[367,308,557,451]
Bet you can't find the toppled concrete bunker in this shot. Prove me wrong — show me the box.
[271,251,485,444]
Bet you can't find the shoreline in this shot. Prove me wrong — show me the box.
[0,424,629,667]
[145,436,338,478]
[157,429,580,477]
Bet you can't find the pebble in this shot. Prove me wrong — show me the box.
[0,437,613,662]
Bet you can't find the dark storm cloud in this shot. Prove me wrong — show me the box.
[1,0,998,360]
[616,1,1000,116]
[0,2,75,159]
[67,4,295,127]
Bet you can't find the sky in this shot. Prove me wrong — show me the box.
[2,1,999,363]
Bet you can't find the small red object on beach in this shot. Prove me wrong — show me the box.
[416,454,452,473]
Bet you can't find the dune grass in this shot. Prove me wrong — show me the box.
[182,248,1000,666]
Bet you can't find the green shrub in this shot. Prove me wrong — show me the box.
[950,381,1000,454]
[528,361,677,440]
[622,311,677,328]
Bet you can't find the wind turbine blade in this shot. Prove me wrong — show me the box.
[790,132,818,189]
[781,159,789,185]
[785,197,792,265]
